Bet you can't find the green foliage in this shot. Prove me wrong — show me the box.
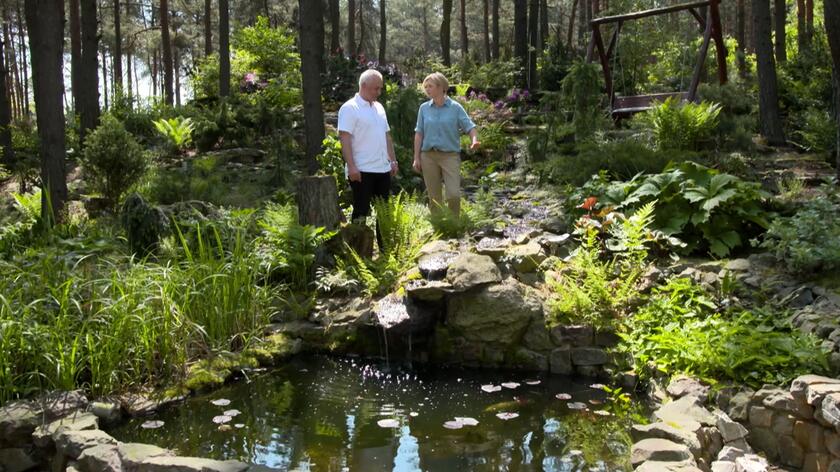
[82,115,149,210]
[121,193,167,256]
[634,97,721,151]
[561,62,605,142]
[757,189,840,274]
[383,85,425,148]
[794,108,838,154]
[462,121,512,160]
[153,116,195,154]
[576,161,770,257]
[467,59,520,93]
[316,134,349,206]
[697,83,756,151]
[619,277,829,387]
[539,37,575,92]
[428,194,493,239]
[256,203,336,291]
[547,204,655,329]
[8,121,40,191]
[232,16,300,86]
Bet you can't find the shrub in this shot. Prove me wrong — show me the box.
[82,115,148,210]
[561,61,605,142]
[466,59,520,92]
[697,83,756,151]
[153,116,195,154]
[794,108,838,155]
[383,84,424,148]
[635,97,721,151]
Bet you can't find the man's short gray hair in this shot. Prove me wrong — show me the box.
[359,69,383,88]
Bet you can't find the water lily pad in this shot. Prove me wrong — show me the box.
[377,419,400,428]
[555,393,572,400]
[501,382,520,389]
[212,415,232,424]
[234,423,245,429]
[567,402,588,410]
[210,399,231,406]
[224,409,241,417]
[217,424,232,432]
[589,399,604,405]
[454,417,479,426]
[590,383,606,390]
[525,380,541,385]
[593,410,611,416]
[409,412,419,417]
[140,420,164,429]
[481,384,502,393]
[443,420,463,429]
[496,412,519,420]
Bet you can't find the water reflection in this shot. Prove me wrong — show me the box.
[110,356,644,471]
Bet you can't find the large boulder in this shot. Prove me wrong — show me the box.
[0,448,38,472]
[0,402,41,447]
[446,279,542,345]
[631,438,693,466]
[445,253,501,291]
[503,242,547,273]
[33,412,99,448]
[54,429,118,460]
[139,456,250,472]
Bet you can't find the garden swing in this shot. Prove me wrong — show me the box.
[585,0,728,120]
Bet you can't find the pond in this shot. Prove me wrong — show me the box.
[110,356,647,471]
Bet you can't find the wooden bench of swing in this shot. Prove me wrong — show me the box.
[585,0,728,120]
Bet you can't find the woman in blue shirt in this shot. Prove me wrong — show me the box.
[412,72,480,217]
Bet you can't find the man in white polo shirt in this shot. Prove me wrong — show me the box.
[337,69,398,242]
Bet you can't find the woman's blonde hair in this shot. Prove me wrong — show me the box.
[422,72,449,93]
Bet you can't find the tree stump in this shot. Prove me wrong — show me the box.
[296,175,341,231]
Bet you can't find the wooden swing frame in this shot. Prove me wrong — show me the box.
[586,0,728,119]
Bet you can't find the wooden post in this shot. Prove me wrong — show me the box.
[296,175,341,231]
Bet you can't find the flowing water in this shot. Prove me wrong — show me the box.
[110,356,646,471]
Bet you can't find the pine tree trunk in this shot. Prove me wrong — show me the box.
[113,0,122,92]
[796,0,807,51]
[422,1,431,53]
[79,0,100,145]
[204,0,212,56]
[754,0,786,145]
[539,0,548,53]
[514,0,527,85]
[160,0,173,105]
[491,0,500,59]
[378,0,386,63]
[102,49,109,110]
[483,0,490,62]
[567,0,578,49]
[219,0,230,97]
[824,0,840,178]
[25,0,68,224]
[737,0,747,78]
[359,0,366,55]
[0,28,14,168]
[15,4,28,116]
[805,0,813,45]
[174,44,180,106]
[528,0,539,90]
[773,0,786,63]
[296,176,341,230]
[348,0,356,56]
[126,50,132,96]
[329,0,340,53]
[441,0,453,66]
[69,0,81,110]
[459,0,468,60]
[298,0,325,174]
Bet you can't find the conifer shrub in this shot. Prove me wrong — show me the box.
[82,114,149,211]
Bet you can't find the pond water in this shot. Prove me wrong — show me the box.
[110,356,647,471]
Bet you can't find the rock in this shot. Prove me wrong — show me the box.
[77,444,121,472]
[417,251,459,280]
[54,429,118,460]
[635,460,702,472]
[761,388,804,416]
[735,454,769,472]
[42,390,89,419]
[725,259,751,272]
[778,435,806,469]
[655,396,717,427]
[118,442,174,468]
[727,392,753,422]
[88,401,122,424]
[804,453,832,472]
[718,445,748,462]
[667,376,710,402]
[570,347,608,366]
[536,233,571,257]
[748,406,773,428]
[419,240,454,255]
[771,414,796,436]
[118,393,185,417]
[504,242,547,273]
[0,448,38,472]
[808,384,840,407]
[33,412,99,448]
[475,237,511,260]
[549,325,594,347]
[826,431,840,457]
[822,393,840,429]
[594,329,620,347]
[631,422,702,456]
[747,428,778,461]
[265,322,325,344]
[716,412,749,443]
[405,279,452,302]
[522,319,554,352]
[512,348,548,371]
[539,216,568,234]
[139,456,250,472]
[549,348,572,375]
[0,402,41,447]
[794,421,826,453]
[630,438,693,466]
[446,279,542,345]
[445,253,502,291]
[711,461,738,472]
[206,147,266,164]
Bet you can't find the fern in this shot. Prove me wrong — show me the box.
[153,116,195,153]
[641,97,721,151]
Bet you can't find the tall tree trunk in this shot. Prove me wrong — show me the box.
[514,0,527,85]
[329,0,340,53]
[358,0,366,55]
[69,0,81,110]
[441,0,453,66]
[79,0,100,145]
[459,0,468,60]
[101,49,108,110]
[796,0,807,52]
[483,0,490,62]
[378,0,386,63]
[805,0,813,46]
[25,0,67,224]
[578,0,589,48]
[126,50,132,97]
[0,27,14,168]
[113,0,122,93]
[204,0,212,56]
[160,0,173,105]
[567,0,578,49]
[528,0,539,90]
[539,0,548,52]
[348,0,356,56]
[298,0,325,174]
[824,0,840,178]
[174,44,180,106]
[773,0,786,63]
[737,0,747,78]
[7,23,22,120]
[491,0,500,59]
[15,4,28,116]
[754,0,786,145]
[422,1,431,54]
[219,0,230,97]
